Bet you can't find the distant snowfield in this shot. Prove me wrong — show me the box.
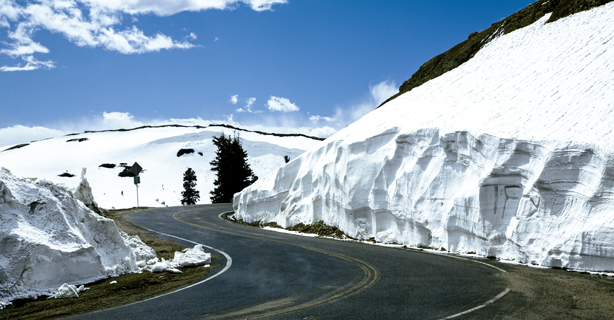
[0,126,322,209]
[235,3,614,272]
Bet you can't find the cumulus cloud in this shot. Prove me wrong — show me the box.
[0,0,287,71]
[98,111,144,129]
[229,94,238,104]
[267,96,299,112]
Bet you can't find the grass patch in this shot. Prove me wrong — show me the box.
[228,214,350,239]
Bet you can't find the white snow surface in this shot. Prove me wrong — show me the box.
[0,170,156,305]
[234,4,614,272]
[0,126,321,209]
[53,284,88,299]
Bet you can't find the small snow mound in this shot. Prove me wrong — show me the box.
[145,245,212,273]
[151,260,171,273]
[53,284,88,299]
[172,246,211,268]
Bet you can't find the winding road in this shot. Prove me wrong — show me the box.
[75,204,511,319]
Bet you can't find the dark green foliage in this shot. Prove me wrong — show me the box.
[177,148,195,157]
[380,0,614,108]
[210,133,258,203]
[181,167,200,205]
[66,138,88,142]
[284,155,290,163]
[118,167,136,177]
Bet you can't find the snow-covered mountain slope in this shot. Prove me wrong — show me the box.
[0,125,322,209]
[0,170,156,304]
[234,3,614,272]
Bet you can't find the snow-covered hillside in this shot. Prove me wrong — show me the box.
[0,169,156,305]
[234,3,614,272]
[0,125,322,209]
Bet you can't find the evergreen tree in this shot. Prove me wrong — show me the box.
[210,132,258,203]
[181,167,200,205]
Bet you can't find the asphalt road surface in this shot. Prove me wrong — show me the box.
[72,204,510,319]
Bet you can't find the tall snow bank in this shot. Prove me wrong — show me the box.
[0,170,155,305]
[234,4,614,272]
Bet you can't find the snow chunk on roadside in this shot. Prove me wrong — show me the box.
[147,245,212,273]
[53,284,88,299]
[173,245,211,267]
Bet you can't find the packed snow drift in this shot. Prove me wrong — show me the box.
[234,4,614,272]
[0,125,322,209]
[0,169,156,305]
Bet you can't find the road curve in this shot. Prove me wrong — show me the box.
[72,204,509,319]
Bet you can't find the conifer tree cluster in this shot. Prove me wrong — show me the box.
[181,167,200,205]
[210,133,258,203]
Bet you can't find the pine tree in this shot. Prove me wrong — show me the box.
[210,132,258,203]
[181,167,200,205]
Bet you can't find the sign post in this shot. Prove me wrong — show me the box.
[130,162,143,208]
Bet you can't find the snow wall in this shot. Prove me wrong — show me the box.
[0,170,154,303]
[234,4,614,272]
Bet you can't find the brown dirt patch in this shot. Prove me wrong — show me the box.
[485,264,614,319]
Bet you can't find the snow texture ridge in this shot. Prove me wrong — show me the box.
[0,170,155,305]
[234,4,614,272]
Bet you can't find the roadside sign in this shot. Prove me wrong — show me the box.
[130,162,142,176]
[130,162,142,208]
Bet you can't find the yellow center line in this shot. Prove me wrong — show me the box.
[171,208,381,319]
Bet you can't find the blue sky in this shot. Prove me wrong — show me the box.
[0,0,535,146]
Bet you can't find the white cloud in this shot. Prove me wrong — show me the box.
[331,80,397,126]
[188,32,197,40]
[267,96,299,112]
[0,125,65,148]
[99,111,144,129]
[80,0,288,16]
[229,94,238,104]
[0,55,54,71]
[0,0,286,71]
[370,80,398,106]
[237,97,262,113]
[309,115,334,124]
